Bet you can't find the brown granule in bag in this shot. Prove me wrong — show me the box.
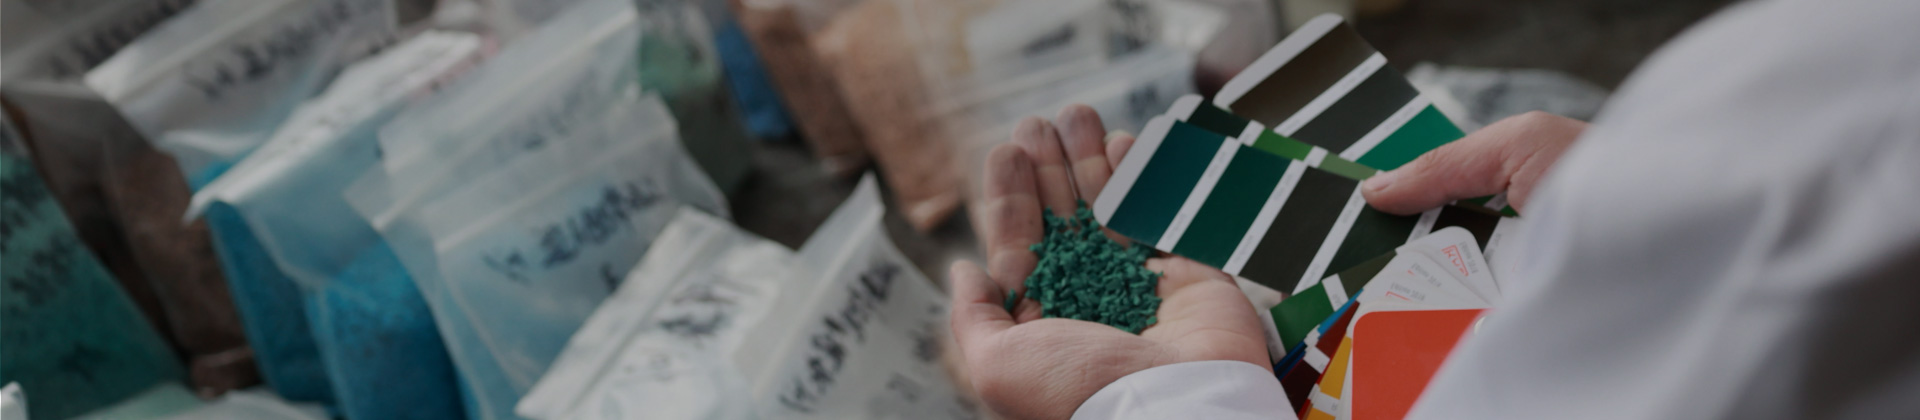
[733,0,871,178]
[813,0,961,231]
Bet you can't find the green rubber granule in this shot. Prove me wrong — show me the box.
[1018,200,1162,334]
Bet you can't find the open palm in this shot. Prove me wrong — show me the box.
[950,106,1270,420]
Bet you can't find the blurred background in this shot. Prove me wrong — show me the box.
[0,0,1734,418]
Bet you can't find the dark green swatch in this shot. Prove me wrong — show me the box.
[1290,65,1419,153]
[1172,150,1290,267]
[1271,282,1336,349]
[1105,123,1223,246]
[1238,169,1359,291]
[1333,252,1394,298]
[1354,105,1462,170]
[1325,207,1421,279]
[1185,101,1252,137]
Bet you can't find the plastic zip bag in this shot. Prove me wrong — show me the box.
[370,0,645,219]
[469,0,584,40]
[483,0,766,187]
[339,7,660,415]
[189,30,487,287]
[1,116,183,420]
[68,383,205,419]
[349,92,726,420]
[734,175,978,419]
[152,389,329,420]
[83,0,396,183]
[517,207,791,420]
[901,0,1221,101]
[0,0,194,81]
[0,0,264,394]
[186,30,486,420]
[422,96,724,380]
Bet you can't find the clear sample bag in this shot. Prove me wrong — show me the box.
[84,0,396,183]
[343,10,730,413]
[188,30,487,420]
[517,207,792,420]
[734,175,979,420]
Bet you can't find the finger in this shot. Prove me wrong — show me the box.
[981,144,1046,320]
[949,261,1014,355]
[1359,139,1508,215]
[1360,111,1583,215]
[1014,117,1079,217]
[1054,105,1113,202]
[1105,130,1134,169]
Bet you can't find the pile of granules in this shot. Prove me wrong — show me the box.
[1015,201,1161,334]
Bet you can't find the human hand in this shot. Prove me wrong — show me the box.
[1361,111,1589,215]
[950,105,1270,420]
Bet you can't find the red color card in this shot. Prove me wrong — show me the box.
[1350,309,1485,420]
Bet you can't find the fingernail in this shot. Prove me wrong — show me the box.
[1364,170,1399,192]
[1104,130,1129,143]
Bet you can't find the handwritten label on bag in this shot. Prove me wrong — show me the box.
[480,180,661,284]
[776,262,900,413]
[30,0,194,78]
[183,0,390,100]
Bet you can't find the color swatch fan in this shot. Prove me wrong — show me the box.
[1088,14,1527,420]
[1092,14,1514,296]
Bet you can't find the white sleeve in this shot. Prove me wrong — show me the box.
[1072,360,1297,420]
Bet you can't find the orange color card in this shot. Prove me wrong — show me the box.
[1350,309,1485,420]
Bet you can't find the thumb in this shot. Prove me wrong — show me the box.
[948,260,1014,356]
[1361,111,1584,215]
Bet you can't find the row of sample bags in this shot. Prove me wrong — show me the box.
[519,176,974,420]
[0,0,839,418]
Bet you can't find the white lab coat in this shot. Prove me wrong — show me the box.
[1074,0,1920,418]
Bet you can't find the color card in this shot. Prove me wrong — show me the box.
[1308,336,1355,419]
[1272,282,1338,349]
[1108,14,1515,293]
[1098,120,1219,246]
[1212,14,1523,222]
[1432,204,1504,248]
[1172,149,1291,267]
[1288,64,1420,153]
[1350,309,1485,420]
[1269,251,1391,351]
[1278,354,1321,413]
[1323,206,1423,283]
[1098,115,1506,294]
[1264,206,1502,356]
[1315,304,1360,357]
[1216,15,1375,127]
[1232,168,1355,290]
[1351,105,1462,170]
[1166,94,1374,179]
[1213,14,1466,175]
[1274,299,1360,416]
